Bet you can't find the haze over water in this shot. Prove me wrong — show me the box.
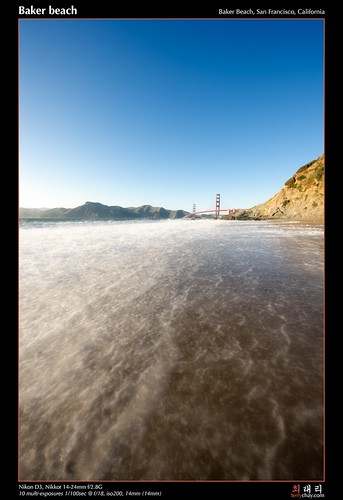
[19,219,323,480]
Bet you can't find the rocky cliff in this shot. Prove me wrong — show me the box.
[234,155,324,222]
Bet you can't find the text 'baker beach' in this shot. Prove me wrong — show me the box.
[19,5,77,15]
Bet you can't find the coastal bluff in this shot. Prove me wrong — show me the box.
[231,155,324,222]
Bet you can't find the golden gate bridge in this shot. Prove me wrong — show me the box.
[192,194,246,219]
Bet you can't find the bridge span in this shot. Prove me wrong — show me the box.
[192,194,246,218]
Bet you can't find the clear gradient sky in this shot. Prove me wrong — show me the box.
[19,19,324,212]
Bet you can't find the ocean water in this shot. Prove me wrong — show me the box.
[19,219,324,481]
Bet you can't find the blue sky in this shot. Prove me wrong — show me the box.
[19,19,324,212]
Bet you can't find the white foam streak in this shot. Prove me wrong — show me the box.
[19,219,324,480]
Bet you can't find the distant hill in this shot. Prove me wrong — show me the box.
[19,201,190,220]
[232,155,324,222]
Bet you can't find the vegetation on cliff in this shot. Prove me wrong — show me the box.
[230,155,324,222]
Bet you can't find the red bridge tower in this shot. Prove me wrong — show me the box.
[215,193,221,219]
